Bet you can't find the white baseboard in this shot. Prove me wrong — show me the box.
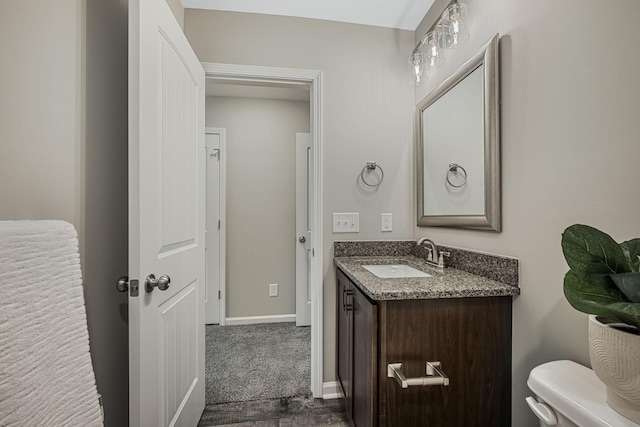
[322,381,343,400]
[224,314,296,326]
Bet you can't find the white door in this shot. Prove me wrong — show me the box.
[295,133,312,326]
[205,131,224,324]
[128,0,205,425]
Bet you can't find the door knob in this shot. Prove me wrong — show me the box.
[116,276,139,297]
[298,236,306,243]
[145,274,171,293]
[116,276,129,292]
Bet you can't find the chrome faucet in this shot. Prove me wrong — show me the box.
[417,237,438,263]
[417,238,449,269]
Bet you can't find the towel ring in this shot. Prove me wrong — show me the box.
[361,161,384,188]
[446,163,467,188]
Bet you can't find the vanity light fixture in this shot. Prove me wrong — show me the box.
[408,0,471,84]
[408,49,426,86]
[441,2,470,49]
[422,29,446,69]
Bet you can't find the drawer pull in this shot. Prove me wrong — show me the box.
[387,362,450,388]
[343,288,354,313]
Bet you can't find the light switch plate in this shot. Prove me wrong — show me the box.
[269,283,278,297]
[333,213,360,233]
[381,213,392,232]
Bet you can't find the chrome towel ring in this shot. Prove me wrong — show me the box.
[446,163,467,188]
[360,161,384,188]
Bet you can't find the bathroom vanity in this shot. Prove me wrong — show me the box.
[334,254,518,427]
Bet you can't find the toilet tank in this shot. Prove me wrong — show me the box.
[527,360,640,427]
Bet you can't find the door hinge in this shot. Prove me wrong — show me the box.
[218,290,221,300]
[218,220,221,230]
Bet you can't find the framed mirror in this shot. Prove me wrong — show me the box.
[416,33,500,231]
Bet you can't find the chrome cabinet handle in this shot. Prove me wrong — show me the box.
[387,361,450,388]
[145,274,171,293]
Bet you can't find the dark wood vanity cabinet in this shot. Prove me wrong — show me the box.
[336,267,512,427]
[336,268,378,427]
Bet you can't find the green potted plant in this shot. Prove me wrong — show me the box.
[561,224,640,422]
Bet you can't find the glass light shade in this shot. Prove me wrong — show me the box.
[441,2,470,49]
[408,51,426,86]
[421,31,446,69]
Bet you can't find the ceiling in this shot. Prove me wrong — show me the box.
[182,0,435,31]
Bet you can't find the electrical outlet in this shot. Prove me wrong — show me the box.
[269,283,278,297]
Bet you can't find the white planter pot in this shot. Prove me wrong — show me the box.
[589,315,640,423]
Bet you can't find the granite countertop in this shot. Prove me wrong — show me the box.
[334,255,520,301]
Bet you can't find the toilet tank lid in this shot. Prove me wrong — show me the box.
[527,360,639,427]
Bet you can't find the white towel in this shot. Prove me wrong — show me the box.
[0,220,103,426]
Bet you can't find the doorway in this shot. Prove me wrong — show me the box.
[202,62,324,398]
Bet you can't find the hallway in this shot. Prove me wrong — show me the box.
[199,323,346,425]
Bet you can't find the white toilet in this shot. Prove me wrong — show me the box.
[527,360,640,427]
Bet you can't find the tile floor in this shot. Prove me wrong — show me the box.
[198,395,348,426]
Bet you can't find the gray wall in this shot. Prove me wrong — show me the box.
[186,10,416,379]
[414,0,640,425]
[85,0,129,425]
[165,0,184,28]
[206,96,310,318]
[0,1,129,425]
[0,0,83,228]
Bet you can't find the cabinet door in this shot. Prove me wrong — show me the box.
[381,297,512,427]
[335,269,352,420]
[351,284,377,427]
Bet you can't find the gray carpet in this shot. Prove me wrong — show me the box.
[205,323,311,404]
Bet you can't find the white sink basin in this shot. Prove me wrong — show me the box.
[362,264,432,279]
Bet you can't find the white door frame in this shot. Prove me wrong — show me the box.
[205,127,226,325]
[202,62,323,398]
